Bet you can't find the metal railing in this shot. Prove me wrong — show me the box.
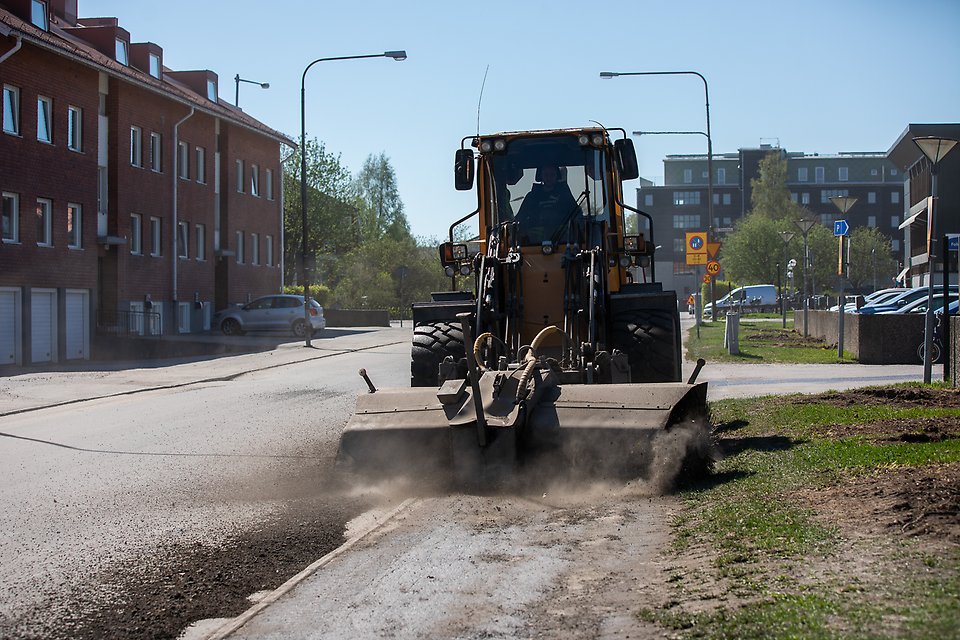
[97,310,163,337]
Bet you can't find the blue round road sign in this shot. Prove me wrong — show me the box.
[689,236,704,250]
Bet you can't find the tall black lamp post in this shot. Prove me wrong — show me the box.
[830,196,857,359]
[602,70,715,318]
[912,136,958,382]
[299,50,406,347]
[234,74,269,107]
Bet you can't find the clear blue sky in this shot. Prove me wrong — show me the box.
[84,0,959,240]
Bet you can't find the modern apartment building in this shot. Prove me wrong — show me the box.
[0,0,293,367]
[636,144,903,299]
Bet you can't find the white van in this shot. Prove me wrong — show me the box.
[703,284,778,315]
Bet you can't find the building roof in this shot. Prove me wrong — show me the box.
[0,8,295,147]
[887,123,960,171]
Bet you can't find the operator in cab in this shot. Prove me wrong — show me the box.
[515,165,583,245]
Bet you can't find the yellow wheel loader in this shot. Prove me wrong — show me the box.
[338,127,711,488]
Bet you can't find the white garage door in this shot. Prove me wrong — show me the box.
[31,289,57,364]
[65,290,90,360]
[0,288,21,366]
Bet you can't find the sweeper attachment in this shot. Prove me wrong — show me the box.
[337,128,711,488]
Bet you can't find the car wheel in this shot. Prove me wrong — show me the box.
[292,319,309,338]
[221,318,244,336]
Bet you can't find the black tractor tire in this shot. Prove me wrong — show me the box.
[610,308,679,383]
[221,318,244,336]
[411,321,466,387]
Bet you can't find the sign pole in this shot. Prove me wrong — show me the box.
[838,235,845,359]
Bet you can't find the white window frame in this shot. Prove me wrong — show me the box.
[891,191,900,204]
[265,234,273,266]
[797,167,808,182]
[251,232,260,265]
[801,193,810,205]
[67,105,82,152]
[723,193,731,206]
[250,164,260,197]
[236,160,244,193]
[115,38,129,66]
[890,215,899,228]
[206,80,217,102]
[196,223,206,261]
[67,202,82,249]
[235,230,244,264]
[149,53,161,79]
[178,301,191,333]
[266,168,274,200]
[36,198,52,247]
[2,192,19,243]
[683,169,692,184]
[838,166,848,181]
[177,220,188,259]
[150,132,162,172]
[130,126,142,167]
[178,141,189,179]
[2,85,19,135]
[815,166,825,183]
[130,213,142,255]
[150,216,161,256]
[868,192,877,204]
[31,0,48,30]
[37,96,52,144]
[717,167,726,185]
[196,147,206,184]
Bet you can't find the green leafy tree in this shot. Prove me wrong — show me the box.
[353,152,410,242]
[848,227,898,292]
[721,214,784,284]
[282,138,356,285]
[750,152,802,221]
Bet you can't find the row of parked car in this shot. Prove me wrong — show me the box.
[829,286,959,315]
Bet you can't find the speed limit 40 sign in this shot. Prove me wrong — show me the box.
[706,260,721,276]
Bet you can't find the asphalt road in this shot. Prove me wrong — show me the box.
[0,328,411,639]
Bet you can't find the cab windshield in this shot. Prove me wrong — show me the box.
[486,135,612,246]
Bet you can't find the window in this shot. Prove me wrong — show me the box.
[683,169,692,184]
[717,168,726,185]
[892,239,900,252]
[67,203,82,249]
[196,147,206,184]
[178,302,191,333]
[2,192,18,242]
[815,167,824,183]
[672,214,701,229]
[115,39,128,65]
[643,193,653,207]
[838,166,848,181]
[251,164,260,196]
[890,215,899,228]
[149,53,161,79]
[31,0,48,29]
[150,216,161,256]
[3,85,19,135]
[150,132,162,172]
[37,96,52,143]
[819,213,835,226]
[797,167,808,182]
[266,168,274,200]
[130,213,142,254]
[196,223,206,260]
[178,141,189,179]
[251,233,260,265]
[868,192,876,204]
[891,191,900,204]
[673,191,700,206]
[790,193,798,204]
[36,198,52,246]
[723,193,731,206]
[130,126,142,166]
[206,80,217,102]
[801,192,810,205]
[713,193,720,205]
[235,230,244,263]
[67,106,82,151]
[820,189,849,204]
[867,216,876,228]
[673,238,686,253]
[236,160,244,192]
[177,221,188,258]
[265,234,273,266]
[890,168,898,176]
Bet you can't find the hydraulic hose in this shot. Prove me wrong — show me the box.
[516,325,562,400]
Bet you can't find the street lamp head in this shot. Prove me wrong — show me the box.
[794,217,818,234]
[829,195,858,214]
[779,231,796,243]
[260,82,270,89]
[599,72,617,79]
[912,136,959,167]
[384,50,407,61]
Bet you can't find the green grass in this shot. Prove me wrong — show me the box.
[643,388,960,640]
[686,320,856,364]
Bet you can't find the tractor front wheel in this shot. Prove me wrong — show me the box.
[611,308,679,383]
[411,321,466,387]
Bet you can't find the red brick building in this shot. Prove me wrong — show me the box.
[0,0,293,366]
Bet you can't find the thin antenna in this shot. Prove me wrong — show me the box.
[477,64,489,137]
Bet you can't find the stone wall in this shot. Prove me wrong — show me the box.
[324,309,391,327]
[795,310,926,364]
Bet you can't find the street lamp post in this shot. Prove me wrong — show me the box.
[912,136,958,382]
[830,196,857,359]
[779,231,795,328]
[794,216,818,337]
[299,50,407,347]
[602,70,715,318]
[234,74,269,107]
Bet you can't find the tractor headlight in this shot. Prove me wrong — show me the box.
[619,256,632,268]
[578,134,590,146]
[493,139,507,152]
[459,264,472,276]
[541,241,554,255]
[479,140,493,153]
[452,244,468,260]
[444,266,456,277]
[591,134,604,146]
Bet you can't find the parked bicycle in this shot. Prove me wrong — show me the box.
[917,311,945,364]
